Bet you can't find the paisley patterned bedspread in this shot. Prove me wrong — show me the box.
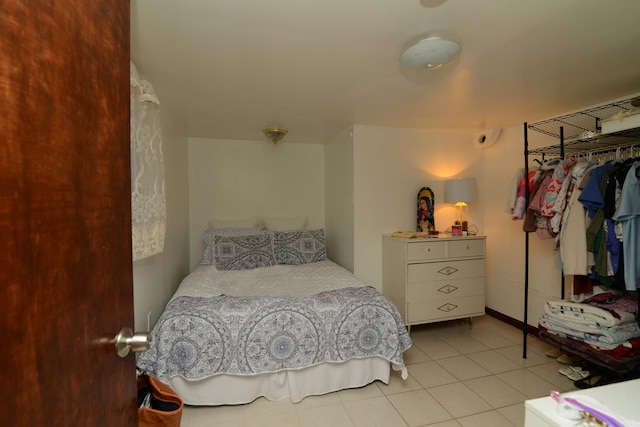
[137,285,411,383]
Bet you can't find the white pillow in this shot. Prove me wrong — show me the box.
[208,216,261,229]
[263,216,308,231]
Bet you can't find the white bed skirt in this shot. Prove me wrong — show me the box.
[170,356,391,405]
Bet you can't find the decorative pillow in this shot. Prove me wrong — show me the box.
[263,216,308,231]
[214,233,275,270]
[201,227,264,265]
[273,229,326,265]
[208,216,261,229]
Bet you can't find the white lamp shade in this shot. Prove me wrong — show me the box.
[444,178,477,204]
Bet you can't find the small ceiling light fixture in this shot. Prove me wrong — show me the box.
[400,37,461,69]
[263,127,288,145]
[420,0,448,7]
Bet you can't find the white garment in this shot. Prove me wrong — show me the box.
[504,168,524,214]
[558,162,592,275]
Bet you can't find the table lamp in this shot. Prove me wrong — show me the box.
[444,178,477,232]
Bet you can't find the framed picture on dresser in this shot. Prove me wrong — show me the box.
[417,187,435,232]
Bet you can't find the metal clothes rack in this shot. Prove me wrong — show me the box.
[522,96,640,358]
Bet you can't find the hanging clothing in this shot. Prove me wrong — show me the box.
[559,162,592,275]
[606,160,635,240]
[586,165,620,280]
[505,168,525,215]
[585,162,633,287]
[612,162,640,291]
[572,275,596,297]
[578,163,614,218]
[550,159,582,234]
[511,170,538,220]
[523,170,555,238]
[540,157,576,217]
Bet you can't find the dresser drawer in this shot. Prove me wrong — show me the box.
[407,259,484,283]
[407,294,485,323]
[448,239,485,258]
[407,277,484,301]
[406,241,447,261]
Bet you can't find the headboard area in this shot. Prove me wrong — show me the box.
[187,138,326,270]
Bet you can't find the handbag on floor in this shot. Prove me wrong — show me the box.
[137,373,183,427]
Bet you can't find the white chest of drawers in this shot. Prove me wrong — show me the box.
[382,234,486,328]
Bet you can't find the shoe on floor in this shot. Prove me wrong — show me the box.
[574,374,610,389]
[558,366,583,376]
[557,353,580,364]
[566,370,590,381]
[558,365,590,380]
[545,348,563,358]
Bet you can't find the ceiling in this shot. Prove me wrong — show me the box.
[130,0,640,144]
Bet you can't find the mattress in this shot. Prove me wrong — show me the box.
[137,260,412,405]
[171,259,372,299]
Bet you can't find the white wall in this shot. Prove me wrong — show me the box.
[187,138,325,269]
[324,127,355,272]
[346,123,565,326]
[351,125,485,291]
[133,109,191,331]
[347,123,566,326]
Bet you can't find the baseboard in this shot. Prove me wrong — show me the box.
[485,307,540,337]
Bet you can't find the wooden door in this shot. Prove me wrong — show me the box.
[0,1,136,426]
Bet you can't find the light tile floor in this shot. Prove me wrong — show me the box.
[179,315,580,427]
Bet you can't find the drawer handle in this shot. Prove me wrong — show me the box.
[437,303,458,313]
[437,284,458,294]
[426,248,431,252]
[437,266,458,276]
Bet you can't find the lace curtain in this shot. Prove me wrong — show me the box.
[130,61,166,261]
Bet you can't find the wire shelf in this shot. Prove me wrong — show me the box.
[526,96,640,157]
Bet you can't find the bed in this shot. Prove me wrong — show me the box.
[136,227,412,405]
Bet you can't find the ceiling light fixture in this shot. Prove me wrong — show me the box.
[419,0,448,7]
[399,37,461,69]
[263,127,288,145]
